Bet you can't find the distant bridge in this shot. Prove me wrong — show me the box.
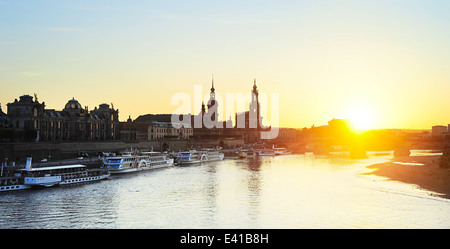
[270,136,450,156]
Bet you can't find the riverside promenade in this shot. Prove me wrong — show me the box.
[0,138,244,165]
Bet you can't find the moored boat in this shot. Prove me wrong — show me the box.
[175,150,203,165]
[223,150,240,159]
[101,151,174,174]
[1,157,110,191]
[21,165,110,187]
[175,149,224,165]
[257,149,275,156]
[200,150,224,162]
[238,149,257,158]
[274,147,291,155]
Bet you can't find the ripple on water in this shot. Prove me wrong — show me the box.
[1,153,450,228]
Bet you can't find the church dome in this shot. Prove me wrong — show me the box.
[64,97,82,110]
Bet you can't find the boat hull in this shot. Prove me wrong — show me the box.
[103,154,174,174]
[60,173,110,184]
[24,176,62,187]
[0,184,31,192]
[176,160,202,166]
[275,152,292,155]
[204,158,223,162]
[108,163,173,174]
[203,156,224,162]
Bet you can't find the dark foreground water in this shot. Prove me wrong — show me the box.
[1,152,449,228]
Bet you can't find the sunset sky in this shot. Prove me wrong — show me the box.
[1,0,450,129]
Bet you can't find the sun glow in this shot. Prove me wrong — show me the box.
[348,107,374,131]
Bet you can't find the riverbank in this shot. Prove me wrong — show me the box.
[365,155,450,199]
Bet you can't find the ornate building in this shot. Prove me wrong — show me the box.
[6,94,119,142]
[0,103,13,142]
[122,115,193,141]
[231,79,266,143]
[0,104,12,128]
[192,78,222,138]
[148,121,193,140]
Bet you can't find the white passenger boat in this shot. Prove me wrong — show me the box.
[175,150,203,165]
[257,149,275,156]
[20,165,110,187]
[101,151,174,174]
[175,149,224,165]
[1,157,110,191]
[200,150,224,162]
[274,147,292,155]
[21,165,108,187]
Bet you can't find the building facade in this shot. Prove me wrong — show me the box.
[432,125,447,136]
[148,121,193,140]
[6,94,119,142]
[120,116,193,141]
[0,104,11,129]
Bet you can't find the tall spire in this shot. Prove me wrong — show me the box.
[252,78,258,94]
[211,74,215,93]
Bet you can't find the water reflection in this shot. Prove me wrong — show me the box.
[1,153,450,228]
[242,157,265,226]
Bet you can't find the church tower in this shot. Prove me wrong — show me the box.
[250,79,261,130]
[207,76,218,122]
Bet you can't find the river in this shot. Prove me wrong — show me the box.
[1,152,449,228]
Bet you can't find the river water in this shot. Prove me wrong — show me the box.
[1,152,449,229]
